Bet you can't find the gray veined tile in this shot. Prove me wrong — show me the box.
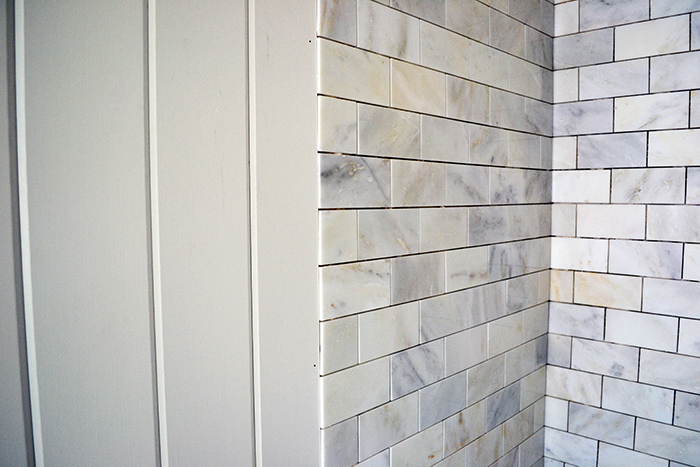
[486,382,521,431]
[527,27,554,69]
[505,336,547,385]
[609,239,683,279]
[421,115,469,164]
[503,405,536,454]
[391,159,445,207]
[547,333,571,367]
[652,0,700,18]
[391,252,445,304]
[491,9,526,58]
[445,324,488,375]
[420,21,470,79]
[694,12,700,50]
[548,302,603,340]
[470,41,510,90]
[320,259,391,319]
[470,125,509,166]
[524,170,551,203]
[520,364,546,408]
[615,91,689,132]
[447,76,490,125]
[445,246,489,292]
[680,318,700,357]
[358,104,420,159]
[445,0,489,43]
[419,372,467,429]
[639,348,700,394]
[541,0,555,36]
[490,168,524,204]
[357,450,390,467]
[612,167,685,204]
[648,205,700,243]
[391,340,444,399]
[546,366,601,406]
[510,0,543,29]
[579,0,648,31]
[635,418,700,466]
[463,426,505,466]
[569,403,635,449]
[571,338,639,381]
[488,314,523,358]
[358,209,420,260]
[468,355,505,405]
[358,0,420,61]
[320,154,391,209]
[553,28,613,69]
[675,391,700,431]
[444,165,489,206]
[598,443,668,467]
[553,99,613,136]
[419,291,469,342]
[491,89,527,133]
[616,15,690,60]
[319,0,357,45]
[651,51,700,92]
[509,132,541,168]
[579,59,649,100]
[510,57,547,101]
[544,428,598,467]
[359,392,419,461]
[319,96,357,154]
[469,206,507,246]
[390,0,446,25]
[468,281,507,327]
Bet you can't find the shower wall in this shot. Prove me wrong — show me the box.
[547,1,700,466]
[318,0,553,465]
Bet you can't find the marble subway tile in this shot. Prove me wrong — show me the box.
[510,0,543,30]
[694,12,700,49]
[434,450,466,467]
[574,271,642,310]
[510,133,541,169]
[489,238,551,282]
[580,59,648,100]
[552,137,576,170]
[553,28,613,69]
[319,0,357,45]
[469,206,507,245]
[390,0,445,25]
[444,165,489,206]
[694,90,700,127]
[554,1,579,36]
[502,407,536,457]
[489,313,523,357]
[510,58,547,101]
[606,308,679,352]
[571,338,639,381]
[321,357,390,427]
[527,27,554,69]
[359,392,419,461]
[320,210,357,265]
[548,302,603,340]
[544,397,568,431]
[551,170,610,203]
[357,451,389,467]
[319,96,357,154]
[639,349,700,394]
[688,167,700,204]
[553,69,578,104]
[615,91,689,132]
[651,0,700,17]
[648,205,700,243]
[505,336,547,385]
[490,168,525,204]
[550,270,573,303]
[420,21,470,79]
[636,419,700,466]
[643,277,700,319]
[569,403,634,449]
[447,76,490,125]
[321,315,358,375]
[445,246,489,292]
[421,115,469,163]
[547,366,601,406]
[420,208,467,252]
[358,0,420,61]
[541,0,556,35]
[391,252,445,304]
[551,204,576,236]
[651,51,700,92]
[491,9,526,58]
[391,160,445,207]
[553,99,613,136]
[419,372,467,429]
[579,0,648,30]
[684,243,700,280]
[359,303,420,362]
[506,271,550,314]
[390,422,443,467]
[578,132,646,169]
[612,167,685,204]
[519,429,545,467]
[321,154,391,209]
[321,259,391,319]
[577,204,646,239]
[491,89,526,132]
[649,129,700,166]
[550,237,608,272]
[445,324,488,375]
[609,240,683,279]
[391,340,444,399]
[486,382,521,431]
[468,281,507,327]
[470,41,510,90]
[616,15,690,60]
[444,400,486,456]
[319,39,389,105]
[524,98,554,135]
[674,391,700,431]
[391,60,446,116]
[544,428,598,467]
[524,170,551,203]
[520,365,546,407]
[358,104,420,159]
[598,443,668,467]
[445,0,489,43]
[468,355,506,405]
[470,125,509,166]
[358,209,420,260]
[322,417,358,467]
[419,291,469,342]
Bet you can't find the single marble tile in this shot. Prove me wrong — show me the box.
[510,0,543,30]
[445,324,488,375]
[435,449,466,467]
[489,239,549,283]
[520,365,546,408]
[616,91,690,132]
[694,12,700,50]
[470,125,509,166]
[490,168,525,204]
[675,391,700,431]
[554,1,578,36]
[649,129,700,166]
[390,422,444,467]
[447,76,490,125]
[544,428,597,467]
[574,271,642,311]
[445,0,490,42]
[358,104,420,159]
[510,58,546,101]
[552,136,576,169]
[544,397,568,431]
[320,154,391,209]
[503,405,535,454]
[359,303,419,362]
[321,357,390,427]
[357,450,390,467]
[420,207,467,252]
[320,210,357,265]
[391,252,445,303]
[321,315,358,375]
[553,28,613,69]
[547,333,571,367]
[470,41,510,90]
[420,21,470,79]
[605,308,678,352]
[553,69,578,104]
[505,336,548,385]
[551,170,610,203]
[550,237,608,272]
[546,366,601,406]
[571,338,639,380]
[319,39,389,105]
[444,165,490,207]
[643,277,700,319]
[609,240,683,279]
[506,271,550,314]
[358,0,420,61]
[468,355,506,405]
[520,428,545,467]
[319,96,357,154]
[419,291,469,342]
[616,15,689,60]
[541,0,556,35]
[524,170,551,203]
[486,382,521,431]
[489,313,523,357]
[648,205,700,243]
[421,115,469,163]
[652,0,700,17]
[491,89,527,133]
[612,167,684,204]
[359,392,418,460]
[392,340,444,398]
[527,27,554,69]
[358,209,419,260]
[580,0,648,30]
[680,319,700,357]
[598,443,668,467]
[320,259,391,319]
[391,59,446,116]
[569,403,634,449]
[468,281,508,327]
[639,349,700,395]
[524,99,553,135]
[419,372,467,429]
[445,246,489,291]
[636,419,700,466]
[553,99,613,136]
[577,204,646,240]
[491,9,526,57]
[651,51,700,92]
[391,160,445,207]
[550,270,573,302]
[684,243,700,280]
[469,206,507,245]
[549,302,603,340]
[322,417,358,467]
[319,0,357,45]
[464,427,505,466]
[509,134,540,169]
[444,400,486,456]
[694,90,700,127]
[391,0,446,25]
[580,59,648,100]
[689,167,700,204]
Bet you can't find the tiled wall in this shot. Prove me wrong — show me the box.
[548,1,700,466]
[317,0,554,465]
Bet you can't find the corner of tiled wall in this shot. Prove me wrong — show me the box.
[548,0,700,466]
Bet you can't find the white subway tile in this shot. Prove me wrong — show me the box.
[649,129,700,166]
[391,252,445,303]
[544,396,568,431]
[648,205,700,243]
[551,237,608,272]
[358,104,420,159]
[684,243,700,280]
[550,269,573,302]
[615,16,689,60]
[320,210,358,265]
[319,96,357,154]
[445,0,490,43]
[568,403,635,448]
[554,1,579,35]
[544,428,598,467]
[420,208,467,252]
[602,377,674,423]
[549,302,604,339]
[420,21,469,79]
[419,372,467,429]
[320,154,391,208]
[577,204,646,239]
[651,0,700,18]
[578,133,647,169]
[391,160,445,207]
[554,29,613,69]
[580,59,648,100]
[688,167,700,203]
[679,318,700,357]
[615,92,689,132]
[547,366,602,406]
[675,391,700,431]
[390,422,443,467]
[571,338,639,380]
[444,399,486,455]
[322,417,358,467]
[391,60,446,116]
[421,115,469,163]
[636,418,700,466]
[321,259,391,319]
[551,204,576,236]
[609,240,683,279]
[392,340,444,398]
[579,0,648,30]
[445,324,488,375]
[574,272,642,310]
[445,246,489,292]
[606,308,678,352]
[321,315,358,374]
[643,277,700,319]
[651,51,700,92]
[553,99,613,136]
[598,443,668,467]
[359,303,419,362]
[639,349,700,394]
[358,209,420,260]
[391,0,445,25]
[319,0,357,45]
[358,0,420,61]
[359,393,418,461]
[552,170,610,203]
[612,168,686,204]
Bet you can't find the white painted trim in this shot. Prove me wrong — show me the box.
[13,1,44,465]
